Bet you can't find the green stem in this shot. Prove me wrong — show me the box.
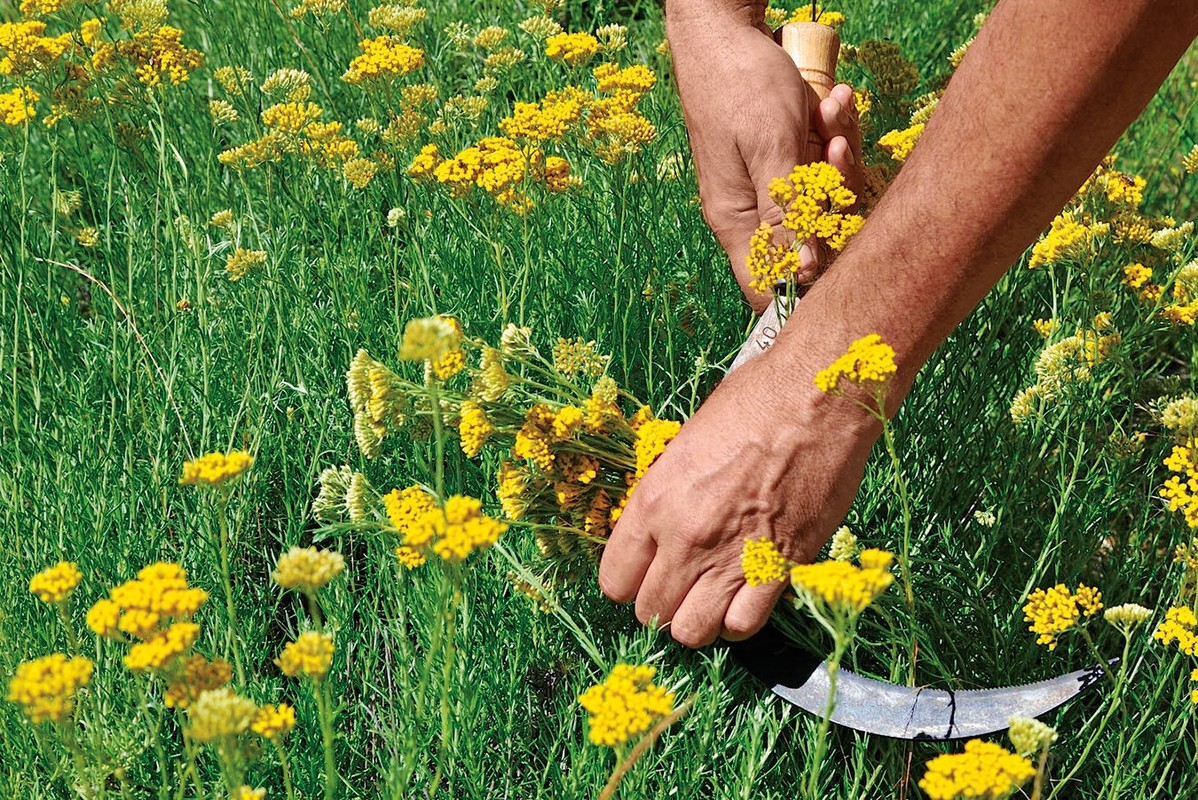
[877,393,917,685]
[217,493,246,685]
[428,571,464,797]
[273,740,297,800]
[804,629,850,799]
[58,601,81,655]
[315,679,338,800]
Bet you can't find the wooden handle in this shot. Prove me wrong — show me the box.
[781,22,840,163]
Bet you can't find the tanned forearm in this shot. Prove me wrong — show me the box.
[765,0,1198,409]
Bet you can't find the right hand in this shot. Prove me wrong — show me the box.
[667,7,863,312]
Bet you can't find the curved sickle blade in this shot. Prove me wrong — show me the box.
[728,624,1109,740]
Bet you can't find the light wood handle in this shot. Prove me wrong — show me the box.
[781,22,840,163]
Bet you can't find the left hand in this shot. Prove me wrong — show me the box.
[597,341,881,647]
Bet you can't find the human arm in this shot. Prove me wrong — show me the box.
[600,0,1198,647]
[665,0,861,312]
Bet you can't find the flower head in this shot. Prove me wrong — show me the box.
[164,655,232,709]
[788,549,894,615]
[741,537,788,586]
[1007,715,1057,757]
[180,451,254,486]
[918,739,1035,800]
[6,654,93,724]
[252,702,297,740]
[276,631,335,680]
[399,316,461,362]
[272,546,345,593]
[578,663,674,746]
[1103,603,1152,635]
[1023,583,1103,650]
[814,334,898,395]
[29,562,82,604]
[187,688,258,742]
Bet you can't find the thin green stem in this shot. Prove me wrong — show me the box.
[217,493,246,685]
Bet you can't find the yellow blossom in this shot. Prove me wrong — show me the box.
[1028,211,1100,269]
[29,562,82,604]
[180,450,253,486]
[187,688,258,742]
[272,546,345,592]
[251,703,296,740]
[343,36,424,83]
[124,621,201,671]
[878,123,924,162]
[399,315,461,362]
[741,538,788,586]
[814,334,898,395]
[578,663,674,746]
[276,631,335,680]
[6,654,93,724]
[919,739,1035,800]
[789,550,894,614]
[0,86,39,125]
[458,400,493,458]
[343,157,378,188]
[384,485,437,537]
[1023,583,1102,650]
[545,32,600,66]
[224,248,267,281]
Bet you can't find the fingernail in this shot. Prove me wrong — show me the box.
[844,146,856,166]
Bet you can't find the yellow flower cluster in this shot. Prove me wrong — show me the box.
[500,87,588,142]
[180,450,254,486]
[187,687,258,742]
[458,400,494,458]
[290,0,344,19]
[390,493,507,562]
[252,702,297,739]
[272,546,345,592]
[552,337,610,378]
[786,6,846,26]
[424,136,543,212]
[1161,439,1198,527]
[342,36,424,84]
[1007,716,1057,757]
[741,537,788,586]
[578,663,674,746]
[545,32,600,65]
[0,20,72,76]
[224,248,267,281]
[0,86,38,125]
[919,740,1035,800]
[1161,261,1198,326]
[1010,320,1120,425]
[6,654,93,724]
[788,549,895,614]
[746,162,864,294]
[1103,603,1152,634]
[813,334,898,395]
[1022,583,1103,650]
[878,123,924,162]
[235,788,266,800]
[334,321,672,581]
[1028,212,1103,269]
[28,561,82,604]
[86,562,208,672]
[346,349,409,458]
[368,4,427,36]
[1153,606,1198,655]
[276,630,335,680]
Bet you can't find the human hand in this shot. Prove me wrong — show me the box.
[667,5,862,313]
[597,339,882,647]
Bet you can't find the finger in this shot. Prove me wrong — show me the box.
[721,580,787,641]
[633,552,695,630]
[598,516,657,604]
[815,84,862,160]
[669,570,741,649]
[824,134,862,205]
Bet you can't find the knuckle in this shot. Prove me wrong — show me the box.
[671,619,716,649]
[722,610,763,639]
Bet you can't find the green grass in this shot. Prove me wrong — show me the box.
[2,0,1198,798]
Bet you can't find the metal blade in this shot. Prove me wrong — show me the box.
[727,293,796,374]
[727,623,1109,740]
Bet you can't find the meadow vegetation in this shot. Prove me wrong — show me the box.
[2,0,1198,797]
